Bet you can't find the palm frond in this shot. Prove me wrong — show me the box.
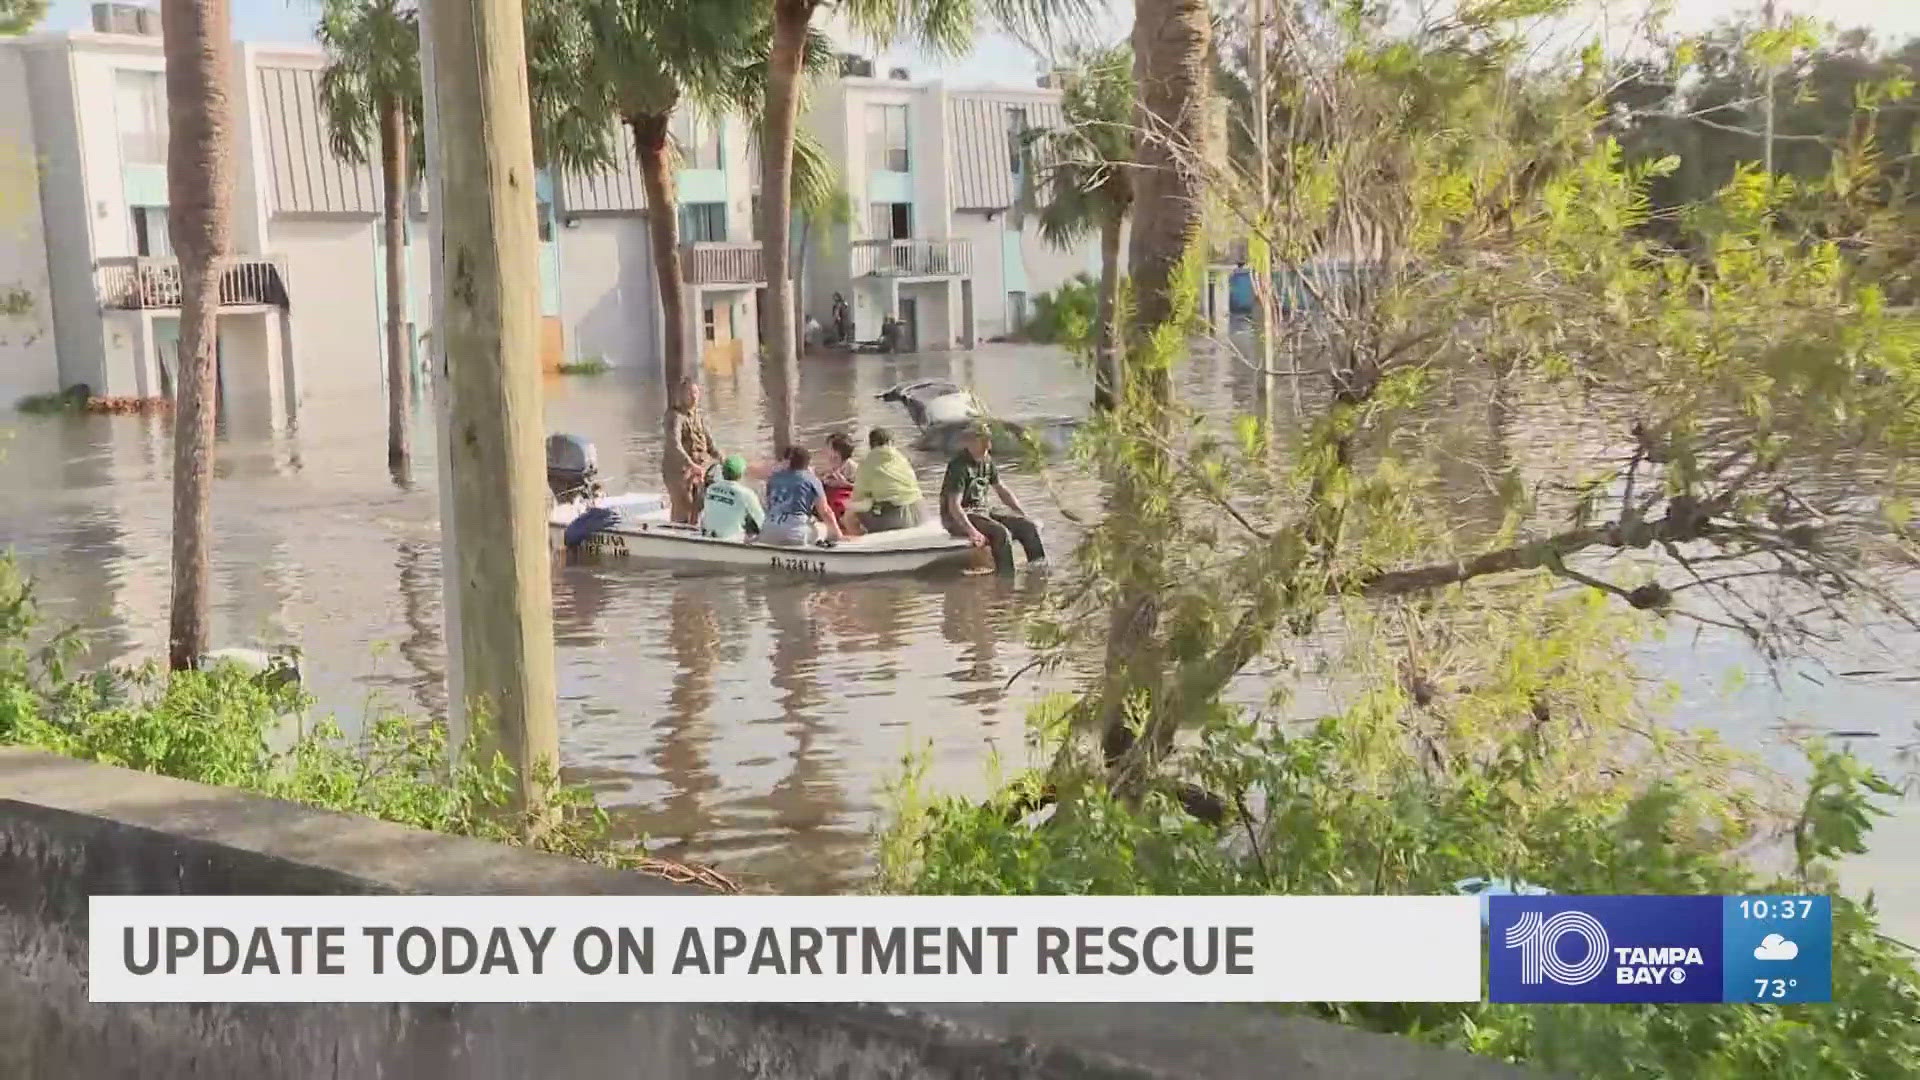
[315,0,421,169]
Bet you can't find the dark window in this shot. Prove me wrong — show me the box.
[680,202,727,243]
[536,198,553,243]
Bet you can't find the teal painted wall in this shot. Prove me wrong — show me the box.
[868,170,913,207]
[679,168,727,204]
[1001,227,1027,294]
[121,165,167,207]
[535,172,561,316]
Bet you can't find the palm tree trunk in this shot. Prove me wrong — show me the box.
[757,0,815,455]
[380,94,412,473]
[632,114,688,395]
[1092,210,1125,411]
[1097,0,1213,781]
[160,0,234,672]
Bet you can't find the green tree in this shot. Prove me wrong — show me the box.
[317,0,422,474]
[1020,43,1134,410]
[0,0,45,35]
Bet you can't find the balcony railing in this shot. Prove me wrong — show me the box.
[95,256,291,310]
[851,238,973,278]
[681,242,764,286]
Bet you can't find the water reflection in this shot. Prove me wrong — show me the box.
[1,341,1915,903]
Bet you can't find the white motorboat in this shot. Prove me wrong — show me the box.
[551,506,975,577]
[544,434,974,577]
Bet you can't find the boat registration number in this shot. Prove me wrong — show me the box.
[770,555,828,575]
[578,532,629,555]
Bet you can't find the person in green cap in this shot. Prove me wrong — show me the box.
[699,454,764,542]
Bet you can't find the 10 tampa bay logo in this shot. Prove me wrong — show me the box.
[1488,896,1723,1003]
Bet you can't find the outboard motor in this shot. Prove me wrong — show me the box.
[546,433,600,503]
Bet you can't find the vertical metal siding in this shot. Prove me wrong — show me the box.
[256,65,379,215]
[945,93,1063,211]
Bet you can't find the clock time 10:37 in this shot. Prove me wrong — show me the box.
[1739,899,1815,920]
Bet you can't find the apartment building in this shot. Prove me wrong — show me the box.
[800,64,1105,351]
[0,7,762,422]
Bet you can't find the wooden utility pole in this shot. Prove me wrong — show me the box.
[415,0,466,744]
[417,0,559,810]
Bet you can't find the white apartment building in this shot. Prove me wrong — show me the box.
[0,8,764,421]
[800,66,1103,350]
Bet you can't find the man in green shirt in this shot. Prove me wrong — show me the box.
[940,423,1045,573]
[699,455,764,541]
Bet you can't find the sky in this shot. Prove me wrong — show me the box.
[36,0,1920,91]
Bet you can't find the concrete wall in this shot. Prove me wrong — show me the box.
[16,39,108,392]
[0,748,1543,1080]
[558,214,658,370]
[271,217,384,406]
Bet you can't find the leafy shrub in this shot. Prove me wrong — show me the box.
[1024,274,1097,346]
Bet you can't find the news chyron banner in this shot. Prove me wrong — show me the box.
[90,896,1484,1003]
[1488,895,1833,1004]
[89,894,1834,1003]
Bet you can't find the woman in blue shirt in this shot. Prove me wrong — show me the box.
[761,445,844,547]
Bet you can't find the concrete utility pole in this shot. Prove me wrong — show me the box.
[417,0,559,811]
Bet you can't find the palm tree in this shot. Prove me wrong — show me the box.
[159,0,234,671]
[1021,43,1133,410]
[526,1,834,457]
[317,0,422,473]
[1095,0,1213,776]
[756,0,1086,455]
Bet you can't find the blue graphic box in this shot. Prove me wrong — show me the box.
[1488,895,1831,1004]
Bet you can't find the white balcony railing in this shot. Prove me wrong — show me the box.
[851,238,973,278]
[681,242,764,286]
[95,256,290,310]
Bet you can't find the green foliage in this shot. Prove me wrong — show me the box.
[315,0,423,172]
[1023,274,1097,345]
[14,385,87,415]
[0,0,46,36]
[556,356,611,375]
[0,556,647,871]
[1020,43,1134,251]
[881,587,1920,1078]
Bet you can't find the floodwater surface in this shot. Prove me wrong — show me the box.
[1,341,1914,935]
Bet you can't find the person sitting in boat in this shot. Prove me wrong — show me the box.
[664,376,720,524]
[818,432,857,527]
[762,445,844,548]
[941,422,1045,573]
[850,427,923,533]
[700,454,764,542]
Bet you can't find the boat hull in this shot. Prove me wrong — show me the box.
[548,493,975,577]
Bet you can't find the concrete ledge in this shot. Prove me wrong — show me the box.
[0,748,1544,1079]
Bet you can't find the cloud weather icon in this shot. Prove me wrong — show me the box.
[1754,934,1800,961]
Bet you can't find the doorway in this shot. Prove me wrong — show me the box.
[897,297,918,353]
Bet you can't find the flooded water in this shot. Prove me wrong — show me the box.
[2,341,1915,926]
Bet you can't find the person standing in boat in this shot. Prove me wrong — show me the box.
[818,432,857,528]
[850,427,923,533]
[663,377,720,524]
[941,423,1045,573]
[762,445,844,547]
[700,455,764,541]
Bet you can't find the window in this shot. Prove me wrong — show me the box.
[1006,107,1028,175]
[680,202,726,243]
[702,305,716,342]
[673,111,724,170]
[536,198,553,243]
[114,69,167,166]
[868,202,912,240]
[866,104,909,172]
[131,206,172,257]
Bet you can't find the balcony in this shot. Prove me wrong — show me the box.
[681,242,764,286]
[95,256,290,310]
[852,238,972,278]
